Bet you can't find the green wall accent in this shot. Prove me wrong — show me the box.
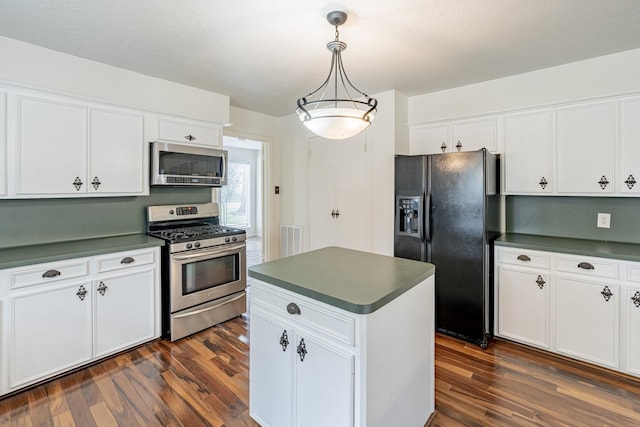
[0,187,212,248]
[506,196,640,244]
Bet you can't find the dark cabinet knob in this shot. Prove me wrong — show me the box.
[42,269,61,278]
[287,302,301,315]
[577,262,595,270]
[517,255,531,262]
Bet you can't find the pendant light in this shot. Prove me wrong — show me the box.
[296,11,377,140]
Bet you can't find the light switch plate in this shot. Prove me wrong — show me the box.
[597,213,611,228]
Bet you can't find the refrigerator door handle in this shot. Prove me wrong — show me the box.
[424,192,432,242]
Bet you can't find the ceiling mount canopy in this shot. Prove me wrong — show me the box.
[296,10,378,140]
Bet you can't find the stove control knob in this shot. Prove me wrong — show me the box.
[186,243,193,249]
[225,237,231,243]
[232,236,237,242]
[169,210,174,215]
[194,242,201,248]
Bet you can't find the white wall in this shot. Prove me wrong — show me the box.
[0,36,229,123]
[409,48,640,124]
[226,107,280,261]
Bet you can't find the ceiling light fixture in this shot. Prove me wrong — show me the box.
[296,11,377,140]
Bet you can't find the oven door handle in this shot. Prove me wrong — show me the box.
[172,293,246,319]
[172,243,245,261]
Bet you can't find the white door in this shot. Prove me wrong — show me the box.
[11,281,93,387]
[309,134,367,251]
[94,269,156,357]
[556,276,619,368]
[294,331,354,427]
[618,98,640,194]
[17,96,87,195]
[556,102,614,194]
[503,110,553,194]
[89,108,145,194]
[250,310,293,427]
[498,267,550,348]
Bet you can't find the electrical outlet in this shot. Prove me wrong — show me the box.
[597,213,611,229]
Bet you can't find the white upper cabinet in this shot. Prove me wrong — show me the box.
[156,116,222,147]
[556,102,614,194]
[12,92,147,198]
[618,98,640,194]
[503,110,553,194]
[410,118,497,155]
[450,117,497,153]
[89,109,145,194]
[410,123,449,154]
[0,91,6,196]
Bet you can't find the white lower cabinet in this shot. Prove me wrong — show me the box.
[0,247,160,396]
[495,246,640,377]
[556,277,618,368]
[623,284,640,376]
[11,280,93,388]
[250,276,434,427]
[498,267,550,349]
[94,269,156,357]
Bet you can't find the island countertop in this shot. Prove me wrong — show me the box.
[248,246,435,314]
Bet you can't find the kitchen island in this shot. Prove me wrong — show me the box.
[248,246,435,427]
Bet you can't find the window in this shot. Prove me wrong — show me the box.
[220,162,251,228]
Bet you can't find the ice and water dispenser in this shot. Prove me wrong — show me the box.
[396,196,422,237]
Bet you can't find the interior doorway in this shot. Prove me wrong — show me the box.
[221,135,265,269]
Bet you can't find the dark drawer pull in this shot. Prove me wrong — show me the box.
[287,303,301,315]
[517,255,531,262]
[577,262,595,270]
[120,257,135,264]
[42,269,61,278]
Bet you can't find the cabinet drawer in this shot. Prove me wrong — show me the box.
[251,283,355,346]
[10,260,89,289]
[622,262,640,282]
[96,249,156,273]
[556,255,619,279]
[497,248,551,269]
[157,118,220,146]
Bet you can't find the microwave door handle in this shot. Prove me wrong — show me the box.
[172,243,245,261]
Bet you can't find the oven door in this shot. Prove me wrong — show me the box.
[169,242,246,313]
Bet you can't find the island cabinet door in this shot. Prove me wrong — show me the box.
[250,310,294,427]
[294,330,354,427]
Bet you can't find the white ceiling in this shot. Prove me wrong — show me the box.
[1,1,640,117]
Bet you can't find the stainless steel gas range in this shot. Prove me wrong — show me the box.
[147,203,246,341]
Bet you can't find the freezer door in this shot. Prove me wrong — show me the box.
[394,156,427,262]
[428,150,489,345]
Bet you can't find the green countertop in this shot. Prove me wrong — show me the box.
[0,234,165,269]
[248,246,435,314]
[495,233,640,262]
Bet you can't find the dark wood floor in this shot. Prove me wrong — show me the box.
[1,314,640,426]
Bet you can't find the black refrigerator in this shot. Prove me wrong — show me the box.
[394,149,502,348]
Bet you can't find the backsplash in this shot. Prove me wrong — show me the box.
[0,187,212,248]
[506,196,640,244]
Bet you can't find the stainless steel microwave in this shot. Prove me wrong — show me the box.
[150,141,227,187]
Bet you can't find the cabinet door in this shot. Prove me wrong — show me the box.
[503,110,553,194]
[89,109,145,194]
[11,281,92,387]
[624,285,640,376]
[0,91,6,196]
[157,117,221,147]
[309,135,367,251]
[556,103,614,194]
[451,117,497,152]
[294,331,354,427]
[498,267,550,349]
[618,98,640,194]
[410,124,450,154]
[17,96,87,194]
[94,269,156,357]
[250,310,293,427]
[556,277,618,368]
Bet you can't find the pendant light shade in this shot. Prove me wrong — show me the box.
[296,11,377,140]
